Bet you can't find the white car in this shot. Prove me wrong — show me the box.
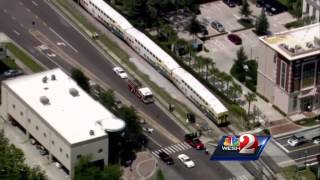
[113,66,128,79]
[287,134,305,147]
[313,138,320,144]
[177,154,195,168]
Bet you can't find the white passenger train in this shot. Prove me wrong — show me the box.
[79,0,229,124]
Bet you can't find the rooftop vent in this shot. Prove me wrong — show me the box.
[279,43,289,50]
[42,76,48,83]
[69,88,79,97]
[40,96,50,105]
[51,74,56,81]
[89,130,95,136]
[289,47,295,53]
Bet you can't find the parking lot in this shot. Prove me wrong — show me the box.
[273,127,320,166]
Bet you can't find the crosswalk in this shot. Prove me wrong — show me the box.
[152,142,192,158]
[227,175,250,180]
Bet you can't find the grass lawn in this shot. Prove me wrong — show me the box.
[296,117,320,127]
[1,57,19,70]
[281,165,317,180]
[4,43,44,72]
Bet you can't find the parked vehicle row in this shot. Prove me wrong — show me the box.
[79,0,229,125]
[3,69,24,78]
[287,133,320,147]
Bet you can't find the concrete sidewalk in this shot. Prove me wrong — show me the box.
[122,152,158,180]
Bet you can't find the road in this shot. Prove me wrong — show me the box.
[274,127,320,167]
[0,0,236,179]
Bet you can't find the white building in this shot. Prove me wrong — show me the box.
[303,0,320,22]
[0,68,125,179]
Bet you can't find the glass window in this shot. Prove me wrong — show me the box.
[59,148,63,153]
[301,62,316,89]
[66,154,69,159]
[36,126,39,130]
[28,119,31,123]
[293,96,298,110]
[280,61,287,89]
[77,154,82,159]
[12,104,15,109]
[43,133,46,137]
[98,149,103,153]
[51,140,54,145]
[20,112,23,116]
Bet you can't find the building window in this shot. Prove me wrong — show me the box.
[43,133,46,137]
[98,149,103,153]
[12,104,15,109]
[66,154,69,159]
[77,154,82,159]
[280,61,287,89]
[59,148,63,153]
[28,119,31,123]
[35,126,39,130]
[293,96,298,110]
[51,140,54,145]
[301,61,316,89]
[20,112,23,116]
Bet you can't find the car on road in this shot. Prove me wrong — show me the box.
[227,34,242,45]
[223,0,236,7]
[113,66,128,79]
[312,137,320,144]
[158,151,174,165]
[185,133,205,150]
[177,154,195,168]
[288,134,305,147]
[211,20,225,33]
[4,69,24,78]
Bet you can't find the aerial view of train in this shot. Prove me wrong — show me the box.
[79,0,229,125]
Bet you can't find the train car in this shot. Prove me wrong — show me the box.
[125,28,180,77]
[80,0,133,38]
[172,68,228,125]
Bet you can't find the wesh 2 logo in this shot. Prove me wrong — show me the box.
[211,134,270,161]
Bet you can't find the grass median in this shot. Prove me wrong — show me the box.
[4,43,44,72]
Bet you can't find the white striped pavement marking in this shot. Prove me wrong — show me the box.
[177,143,188,150]
[162,148,172,154]
[152,152,159,158]
[154,150,161,154]
[167,146,177,153]
[181,142,191,149]
[172,144,183,151]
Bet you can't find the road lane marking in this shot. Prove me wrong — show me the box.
[3,9,8,14]
[288,144,320,153]
[12,16,16,20]
[13,30,20,36]
[26,8,31,13]
[57,42,66,46]
[167,146,176,153]
[273,140,289,153]
[49,27,78,53]
[19,2,23,5]
[161,148,171,154]
[172,144,183,151]
[20,23,24,27]
[32,1,39,6]
[151,152,159,158]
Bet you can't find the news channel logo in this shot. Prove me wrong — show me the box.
[211,134,270,161]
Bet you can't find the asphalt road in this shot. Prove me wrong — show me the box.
[274,127,320,165]
[0,0,235,179]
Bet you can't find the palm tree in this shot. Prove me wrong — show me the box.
[224,74,233,93]
[244,92,257,115]
[232,83,242,101]
[196,56,211,79]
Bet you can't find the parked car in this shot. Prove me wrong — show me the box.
[113,66,128,79]
[114,98,123,109]
[211,20,225,32]
[223,0,236,7]
[256,0,265,7]
[158,151,174,165]
[4,69,24,78]
[227,34,242,45]
[288,134,305,147]
[39,149,48,156]
[177,154,195,168]
[185,133,205,150]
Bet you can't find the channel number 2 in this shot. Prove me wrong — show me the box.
[239,134,258,154]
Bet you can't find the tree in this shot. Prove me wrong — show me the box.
[231,47,248,82]
[240,0,252,19]
[255,9,269,36]
[156,169,165,180]
[188,17,202,39]
[71,68,91,93]
[244,92,257,115]
[98,89,116,110]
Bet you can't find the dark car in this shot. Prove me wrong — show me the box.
[158,151,174,165]
[223,0,236,7]
[185,134,205,150]
[227,34,242,45]
[3,69,24,78]
[256,0,265,8]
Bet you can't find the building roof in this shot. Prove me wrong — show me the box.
[173,68,228,116]
[260,23,320,61]
[4,69,125,144]
[125,28,180,71]
[94,0,133,31]
[139,87,153,96]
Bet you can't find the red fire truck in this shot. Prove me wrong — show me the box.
[128,79,154,104]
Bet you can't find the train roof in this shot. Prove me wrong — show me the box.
[126,28,180,71]
[93,0,133,30]
[173,68,228,115]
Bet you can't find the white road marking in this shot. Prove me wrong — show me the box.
[233,14,241,20]
[19,2,23,5]
[182,142,191,148]
[57,42,66,46]
[47,53,56,57]
[278,153,320,166]
[13,30,20,36]
[177,143,188,150]
[37,44,49,51]
[49,27,78,53]
[161,148,171,154]
[26,8,31,13]
[32,1,39,6]
[164,147,174,154]
[172,144,183,151]
[273,140,290,153]
[3,9,8,14]
[167,146,176,153]
[152,152,159,158]
[12,16,16,20]
[20,23,24,27]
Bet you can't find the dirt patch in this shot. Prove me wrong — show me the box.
[270,122,301,135]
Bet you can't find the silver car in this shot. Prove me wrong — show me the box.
[211,20,225,32]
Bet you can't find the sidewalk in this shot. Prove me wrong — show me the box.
[122,151,158,180]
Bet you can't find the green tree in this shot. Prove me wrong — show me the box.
[189,17,202,39]
[255,9,269,36]
[98,89,116,110]
[156,169,165,180]
[71,68,91,93]
[240,0,252,19]
[231,47,248,82]
[244,92,257,115]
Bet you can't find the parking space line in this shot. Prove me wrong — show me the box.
[273,140,289,153]
[13,30,20,36]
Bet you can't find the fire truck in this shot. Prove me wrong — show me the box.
[128,79,154,104]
